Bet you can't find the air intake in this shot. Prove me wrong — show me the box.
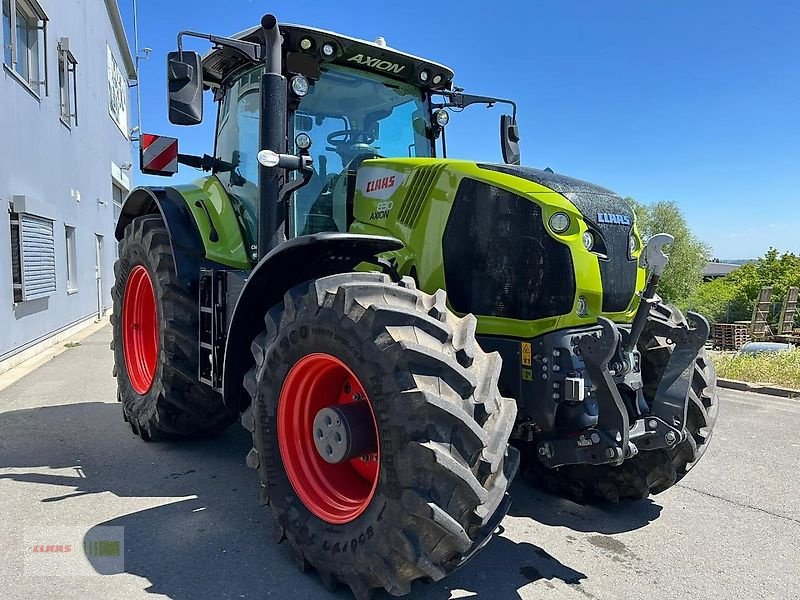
[397,164,446,227]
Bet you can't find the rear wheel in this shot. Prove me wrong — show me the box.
[521,303,719,503]
[242,273,518,599]
[112,215,237,440]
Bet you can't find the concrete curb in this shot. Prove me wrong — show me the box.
[718,378,800,399]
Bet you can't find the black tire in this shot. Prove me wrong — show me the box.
[241,272,518,599]
[521,303,719,503]
[111,215,237,440]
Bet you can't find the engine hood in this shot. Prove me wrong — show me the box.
[478,164,639,314]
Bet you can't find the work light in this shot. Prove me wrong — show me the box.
[291,75,309,97]
[321,42,336,58]
[295,133,312,150]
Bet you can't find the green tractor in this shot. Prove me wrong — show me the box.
[113,13,718,598]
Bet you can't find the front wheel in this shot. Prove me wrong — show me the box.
[242,273,518,599]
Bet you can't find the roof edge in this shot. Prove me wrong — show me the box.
[105,0,137,80]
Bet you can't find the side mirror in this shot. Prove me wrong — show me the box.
[500,114,521,165]
[167,51,204,126]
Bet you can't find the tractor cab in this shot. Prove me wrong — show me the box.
[148,19,519,261]
[214,56,435,238]
[200,23,457,251]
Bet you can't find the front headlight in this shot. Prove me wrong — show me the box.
[549,212,571,234]
[629,233,638,256]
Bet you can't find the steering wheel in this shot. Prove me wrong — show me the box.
[327,129,376,149]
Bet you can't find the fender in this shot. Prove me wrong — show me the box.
[221,232,403,410]
[115,186,206,284]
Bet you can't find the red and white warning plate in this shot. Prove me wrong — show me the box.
[140,134,179,175]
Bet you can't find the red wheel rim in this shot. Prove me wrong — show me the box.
[278,353,380,524]
[122,265,159,395]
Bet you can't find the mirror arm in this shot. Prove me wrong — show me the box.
[178,153,242,174]
[435,92,517,121]
[177,31,263,63]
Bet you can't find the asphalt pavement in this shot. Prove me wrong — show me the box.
[1,326,798,599]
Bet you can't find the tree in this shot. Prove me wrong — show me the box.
[688,249,800,324]
[627,199,710,305]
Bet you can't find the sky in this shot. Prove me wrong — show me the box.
[118,0,800,260]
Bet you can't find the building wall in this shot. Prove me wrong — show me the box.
[0,0,134,360]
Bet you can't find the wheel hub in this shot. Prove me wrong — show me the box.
[277,353,380,524]
[313,402,376,464]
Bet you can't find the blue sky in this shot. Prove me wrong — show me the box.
[119,0,799,259]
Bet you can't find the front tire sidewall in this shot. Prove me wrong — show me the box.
[254,310,408,563]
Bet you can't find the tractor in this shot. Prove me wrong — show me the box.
[112,13,718,599]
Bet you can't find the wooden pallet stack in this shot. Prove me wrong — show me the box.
[712,322,751,351]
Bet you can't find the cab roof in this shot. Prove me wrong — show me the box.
[202,22,455,92]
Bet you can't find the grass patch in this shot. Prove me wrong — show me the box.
[710,349,800,389]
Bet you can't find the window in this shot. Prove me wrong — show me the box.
[65,225,77,293]
[112,184,125,259]
[58,38,77,125]
[9,211,23,303]
[8,210,56,302]
[2,0,48,94]
[112,184,125,224]
[215,67,263,260]
[291,64,432,235]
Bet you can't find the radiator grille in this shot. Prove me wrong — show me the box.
[479,164,637,313]
[443,179,575,320]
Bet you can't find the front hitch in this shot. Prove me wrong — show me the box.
[537,317,637,468]
[534,232,710,470]
[535,313,708,470]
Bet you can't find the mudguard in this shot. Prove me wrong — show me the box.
[115,186,206,285]
[221,232,403,411]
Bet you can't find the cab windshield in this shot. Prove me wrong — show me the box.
[213,63,432,252]
[291,64,432,235]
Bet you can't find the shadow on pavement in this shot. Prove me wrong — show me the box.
[1,401,593,599]
[507,479,663,535]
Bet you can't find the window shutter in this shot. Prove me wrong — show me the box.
[19,213,56,300]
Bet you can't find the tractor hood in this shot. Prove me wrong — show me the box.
[476,164,639,314]
[350,158,643,332]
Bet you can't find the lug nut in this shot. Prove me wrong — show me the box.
[648,419,658,429]
[665,431,677,445]
[605,448,616,459]
[590,433,600,444]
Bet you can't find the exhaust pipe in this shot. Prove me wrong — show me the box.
[257,14,287,260]
[261,14,282,75]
